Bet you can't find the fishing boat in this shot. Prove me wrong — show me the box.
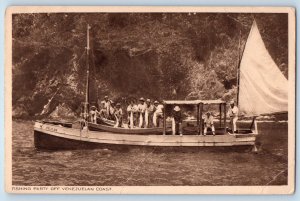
[34,21,288,150]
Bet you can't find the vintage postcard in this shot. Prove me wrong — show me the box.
[5,6,295,194]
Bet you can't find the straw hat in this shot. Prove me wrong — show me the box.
[154,100,159,104]
[104,96,108,99]
[230,100,235,104]
[139,97,145,101]
[174,106,181,111]
[116,103,121,107]
[146,99,151,102]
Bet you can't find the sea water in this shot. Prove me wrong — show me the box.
[12,120,288,186]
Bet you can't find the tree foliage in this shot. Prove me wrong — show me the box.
[11,13,288,118]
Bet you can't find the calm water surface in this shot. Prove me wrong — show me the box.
[12,120,288,186]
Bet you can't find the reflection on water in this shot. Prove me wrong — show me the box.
[12,120,288,186]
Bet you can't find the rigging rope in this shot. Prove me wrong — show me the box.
[40,86,62,115]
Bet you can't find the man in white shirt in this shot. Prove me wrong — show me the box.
[228,100,239,133]
[98,100,107,118]
[145,99,154,128]
[103,96,111,118]
[114,103,123,127]
[153,101,164,127]
[127,100,138,128]
[137,97,146,128]
[203,112,215,136]
[89,105,98,123]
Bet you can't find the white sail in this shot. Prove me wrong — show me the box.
[238,21,288,116]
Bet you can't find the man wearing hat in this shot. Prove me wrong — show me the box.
[114,103,123,127]
[204,112,215,136]
[228,100,239,133]
[137,97,146,128]
[145,99,154,128]
[172,105,183,135]
[153,101,164,127]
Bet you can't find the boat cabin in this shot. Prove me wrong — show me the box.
[162,100,227,135]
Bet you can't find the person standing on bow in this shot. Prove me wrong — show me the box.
[137,97,146,128]
[127,99,138,128]
[89,105,98,123]
[109,101,116,120]
[228,100,239,133]
[145,99,154,128]
[98,100,107,118]
[204,112,215,136]
[114,103,123,127]
[103,96,111,118]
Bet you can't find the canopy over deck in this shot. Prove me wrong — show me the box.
[163,99,225,105]
[163,100,200,105]
[201,100,226,105]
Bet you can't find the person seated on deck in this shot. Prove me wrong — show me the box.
[114,103,123,127]
[204,112,215,136]
[172,106,183,136]
[153,101,164,127]
[228,100,239,133]
[127,100,138,128]
[89,106,98,123]
[137,97,146,128]
[145,99,154,128]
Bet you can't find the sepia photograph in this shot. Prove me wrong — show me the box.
[5,6,295,194]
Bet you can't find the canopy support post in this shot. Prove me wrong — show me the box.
[224,103,227,134]
[254,118,258,134]
[250,116,257,133]
[163,103,166,135]
[197,104,200,134]
[219,103,222,127]
[199,103,203,135]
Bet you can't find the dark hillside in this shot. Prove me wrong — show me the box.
[12,13,288,118]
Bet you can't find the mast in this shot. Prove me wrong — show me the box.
[236,29,242,106]
[84,24,91,119]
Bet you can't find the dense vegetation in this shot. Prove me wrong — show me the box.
[12,13,288,118]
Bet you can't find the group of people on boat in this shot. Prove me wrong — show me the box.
[89,96,164,129]
[87,96,239,135]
